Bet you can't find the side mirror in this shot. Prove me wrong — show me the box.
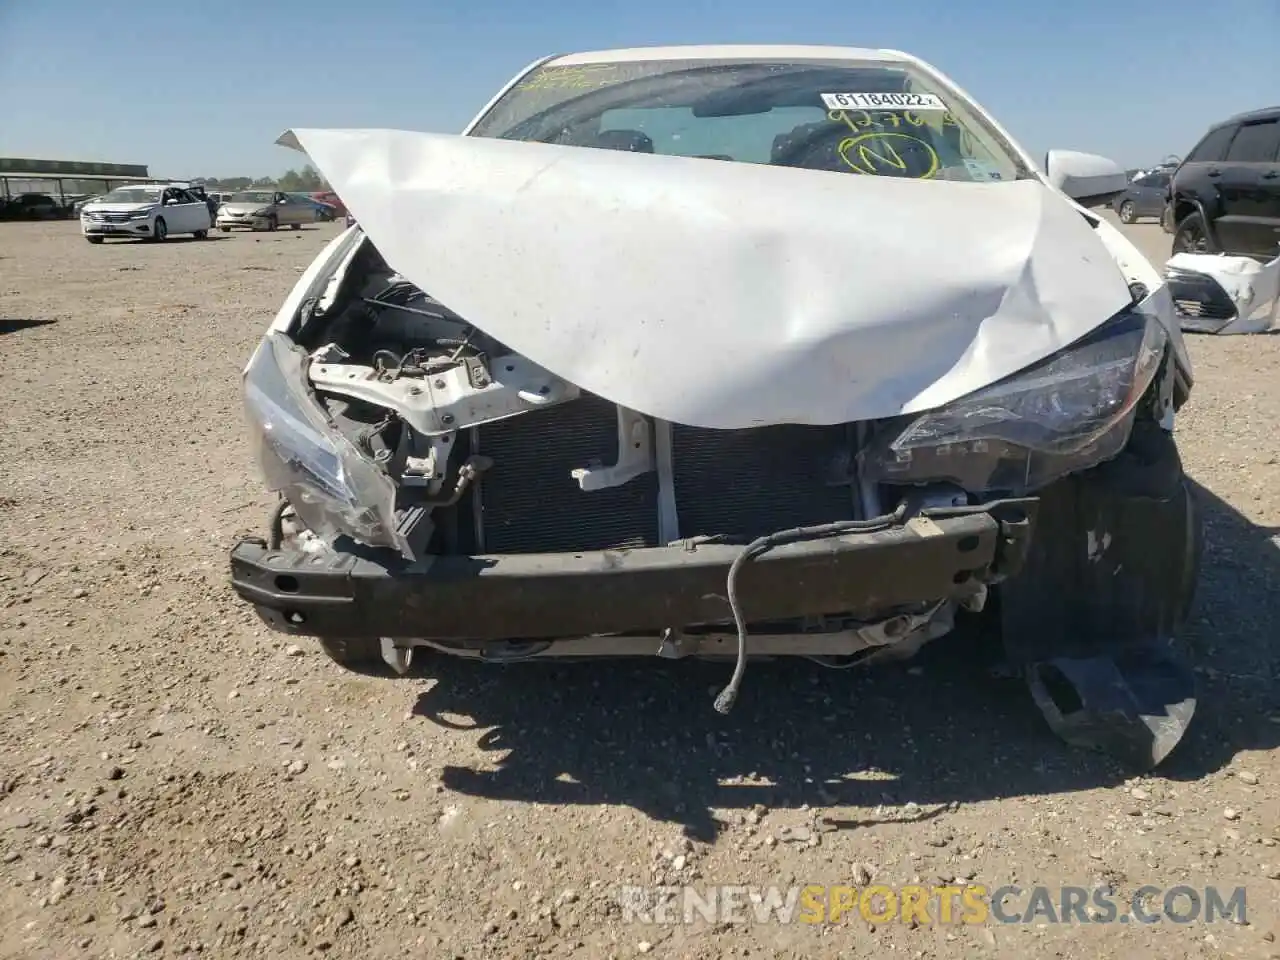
[1044,150,1130,208]
[163,198,177,205]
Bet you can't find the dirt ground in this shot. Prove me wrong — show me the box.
[0,214,1278,960]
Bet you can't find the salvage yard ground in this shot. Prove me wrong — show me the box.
[0,216,1278,960]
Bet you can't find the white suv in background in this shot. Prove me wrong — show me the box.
[80,183,213,244]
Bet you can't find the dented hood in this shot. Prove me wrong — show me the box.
[282,128,1133,429]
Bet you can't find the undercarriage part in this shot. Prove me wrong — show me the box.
[407,605,957,662]
[476,394,660,553]
[999,421,1202,769]
[713,504,910,713]
[379,638,414,674]
[1026,645,1196,770]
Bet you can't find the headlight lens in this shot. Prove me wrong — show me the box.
[243,333,406,555]
[859,309,1168,494]
[129,208,153,219]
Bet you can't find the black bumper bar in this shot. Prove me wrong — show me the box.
[230,502,1034,641]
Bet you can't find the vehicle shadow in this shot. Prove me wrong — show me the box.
[409,478,1280,841]
[109,235,232,245]
[0,318,56,335]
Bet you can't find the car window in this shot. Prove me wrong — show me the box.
[1224,119,1280,163]
[179,190,200,203]
[471,58,1032,183]
[1186,124,1237,163]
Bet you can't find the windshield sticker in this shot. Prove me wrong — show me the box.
[821,92,947,111]
[516,64,628,92]
[837,132,940,179]
[963,158,1004,181]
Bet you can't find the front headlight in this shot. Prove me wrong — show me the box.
[252,207,272,217]
[860,309,1168,494]
[244,333,407,555]
[129,208,153,220]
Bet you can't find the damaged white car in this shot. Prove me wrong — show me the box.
[229,45,1203,769]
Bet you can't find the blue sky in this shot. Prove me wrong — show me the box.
[1,0,1276,178]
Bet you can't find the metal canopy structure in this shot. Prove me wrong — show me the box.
[0,156,164,210]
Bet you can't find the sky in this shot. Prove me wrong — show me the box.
[1,0,1277,179]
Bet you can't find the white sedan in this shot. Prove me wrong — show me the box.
[80,184,212,243]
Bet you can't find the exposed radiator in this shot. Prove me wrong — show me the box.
[670,423,858,540]
[475,400,859,553]
[476,395,660,554]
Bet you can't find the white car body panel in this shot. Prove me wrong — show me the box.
[284,127,1135,430]
[1165,250,1280,334]
[273,44,1190,429]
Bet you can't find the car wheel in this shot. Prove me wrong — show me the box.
[152,217,168,242]
[85,235,104,245]
[317,637,393,676]
[1118,201,1136,224]
[193,229,208,239]
[1172,212,1213,255]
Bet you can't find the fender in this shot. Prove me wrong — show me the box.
[1170,192,1222,249]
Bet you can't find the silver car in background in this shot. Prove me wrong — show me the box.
[216,190,315,232]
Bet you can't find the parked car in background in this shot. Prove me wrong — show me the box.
[217,190,314,231]
[1168,106,1280,259]
[80,184,212,243]
[311,190,347,217]
[287,192,336,221]
[1111,170,1170,223]
[1,193,62,220]
[236,44,1202,771]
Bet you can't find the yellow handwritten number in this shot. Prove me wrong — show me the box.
[837,132,940,179]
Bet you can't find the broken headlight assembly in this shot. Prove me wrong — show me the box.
[860,309,1168,494]
[243,333,407,555]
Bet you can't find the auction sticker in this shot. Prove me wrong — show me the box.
[821,92,947,111]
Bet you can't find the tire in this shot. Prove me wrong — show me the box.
[1118,201,1137,224]
[152,217,168,242]
[85,235,104,245]
[193,229,208,240]
[317,637,391,676]
[290,222,301,230]
[1172,211,1213,255]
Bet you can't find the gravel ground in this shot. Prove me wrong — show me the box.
[1,216,1278,960]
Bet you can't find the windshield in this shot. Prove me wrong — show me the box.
[231,191,275,204]
[469,59,1030,183]
[99,188,160,204]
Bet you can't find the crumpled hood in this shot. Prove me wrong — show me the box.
[283,128,1134,429]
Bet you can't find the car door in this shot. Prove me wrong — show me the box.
[178,190,208,231]
[1216,118,1280,258]
[1139,172,1170,217]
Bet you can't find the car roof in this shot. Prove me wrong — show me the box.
[545,44,915,67]
[1212,105,1280,128]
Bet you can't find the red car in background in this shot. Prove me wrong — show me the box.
[310,191,346,217]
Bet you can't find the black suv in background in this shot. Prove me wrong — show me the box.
[1167,106,1280,260]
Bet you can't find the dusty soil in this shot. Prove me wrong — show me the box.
[0,216,1278,960]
